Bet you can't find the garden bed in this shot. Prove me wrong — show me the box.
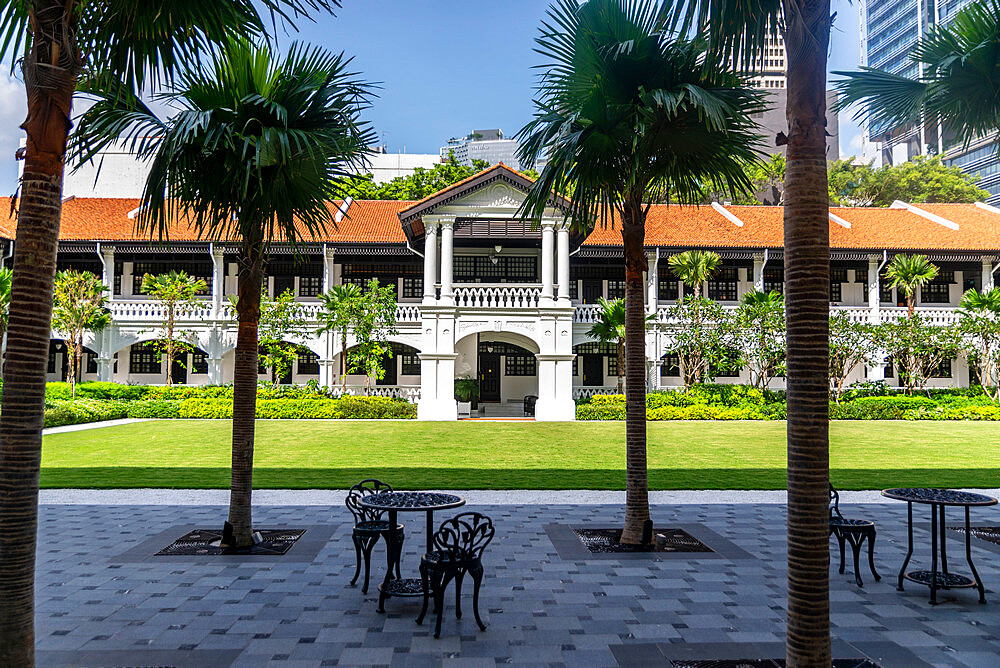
[37,382,416,428]
[575,383,1000,421]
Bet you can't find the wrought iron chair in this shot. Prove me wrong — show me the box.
[345,479,404,594]
[830,483,880,587]
[416,512,495,638]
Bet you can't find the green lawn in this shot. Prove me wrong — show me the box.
[40,419,1000,490]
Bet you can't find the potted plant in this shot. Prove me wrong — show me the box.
[454,376,479,416]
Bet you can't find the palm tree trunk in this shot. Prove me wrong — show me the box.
[0,5,80,661]
[616,338,624,394]
[227,245,265,547]
[620,200,650,545]
[341,332,347,392]
[783,0,833,664]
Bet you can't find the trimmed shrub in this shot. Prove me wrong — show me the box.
[126,399,182,419]
[830,396,937,420]
[577,402,625,420]
[44,399,130,428]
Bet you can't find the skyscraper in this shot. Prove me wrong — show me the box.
[860,0,1000,204]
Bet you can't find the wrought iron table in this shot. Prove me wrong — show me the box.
[360,491,466,613]
[882,488,997,604]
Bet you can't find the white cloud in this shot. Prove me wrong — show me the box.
[0,75,26,195]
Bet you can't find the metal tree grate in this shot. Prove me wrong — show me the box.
[571,527,713,554]
[155,529,306,556]
[670,660,880,667]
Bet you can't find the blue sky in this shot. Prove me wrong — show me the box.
[0,0,866,193]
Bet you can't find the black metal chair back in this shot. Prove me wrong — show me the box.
[433,512,495,561]
[346,479,393,524]
[829,483,844,520]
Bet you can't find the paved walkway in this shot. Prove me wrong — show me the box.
[34,500,1000,667]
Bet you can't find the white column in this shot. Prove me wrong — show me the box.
[100,246,116,296]
[417,354,458,420]
[439,219,454,304]
[646,250,658,314]
[752,253,765,292]
[211,246,225,318]
[983,256,995,292]
[423,222,439,305]
[540,221,555,304]
[867,255,881,322]
[867,254,886,381]
[534,354,576,421]
[556,224,571,304]
[323,245,336,293]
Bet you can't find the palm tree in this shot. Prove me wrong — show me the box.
[587,298,627,393]
[659,0,836,660]
[84,39,374,547]
[141,271,209,386]
[834,0,1000,165]
[884,254,939,317]
[517,0,766,545]
[960,286,1000,314]
[668,250,721,299]
[317,283,363,391]
[0,4,336,663]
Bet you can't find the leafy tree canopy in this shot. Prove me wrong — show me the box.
[341,152,529,201]
[828,155,988,206]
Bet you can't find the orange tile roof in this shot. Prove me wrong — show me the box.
[581,203,1000,251]
[0,197,413,244]
[0,197,997,252]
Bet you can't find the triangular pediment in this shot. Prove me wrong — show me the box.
[397,163,572,241]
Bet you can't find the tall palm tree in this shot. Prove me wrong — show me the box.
[834,0,1000,164]
[660,0,835,661]
[317,282,363,391]
[82,39,374,547]
[517,0,765,545]
[0,4,336,664]
[668,250,721,299]
[884,254,939,317]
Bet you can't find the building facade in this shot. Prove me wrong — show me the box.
[859,0,1000,204]
[5,165,999,420]
[439,129,529,172]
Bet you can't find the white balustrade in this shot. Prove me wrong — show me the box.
[395,305,421,322]
[573,386,621,400]
[453,284,541,309]
[332,385,421,402]
[830,306,872,323]
[107,300,214,321]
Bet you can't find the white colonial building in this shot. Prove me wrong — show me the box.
[4,164,999,420]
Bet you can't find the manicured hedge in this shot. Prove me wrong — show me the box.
[45,399,130,428]
[576,384,998,421]
[35,382,417,427]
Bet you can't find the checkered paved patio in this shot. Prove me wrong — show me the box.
[34,500,1000,667]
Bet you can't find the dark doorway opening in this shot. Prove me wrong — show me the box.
[378,353,397,386]
[171,355,187,385]
[582,354,603,386]
[478,352,500,402]
[273,275,295,298]
[582,279,603,304]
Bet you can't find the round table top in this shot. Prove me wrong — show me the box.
[360,491,466,512]
[881,488,998,507]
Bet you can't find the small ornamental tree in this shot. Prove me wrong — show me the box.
[882,315,962,394]
[258,290,308,386]
[734,289,786,391]
[958,287,1000,402]
[829,314,883,401]
[664,298,735,388]
[317,283,363,391]
[346,279,397,394]
[51,271,111,397]
[141,271,208,385]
